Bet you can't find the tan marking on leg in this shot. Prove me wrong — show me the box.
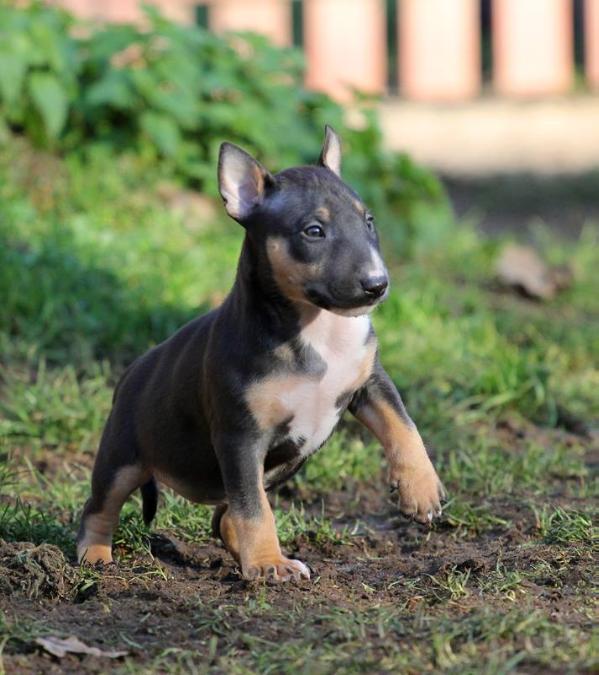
[78,465,145,564]
[356,399,420,470]
[355,399,443,522]
[79,544,112,565]
[219,506,240,562]
[229,486,310,581]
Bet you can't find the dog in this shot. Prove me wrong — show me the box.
[77,126,445,581]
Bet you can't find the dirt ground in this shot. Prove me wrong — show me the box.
[1,420,596,674]
[1,155,596,672]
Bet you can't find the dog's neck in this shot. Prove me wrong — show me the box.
[226,235,319,339]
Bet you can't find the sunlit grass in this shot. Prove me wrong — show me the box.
[0,136,597,674]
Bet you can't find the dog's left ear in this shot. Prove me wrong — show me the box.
[218,142,274,222]
[318,125,342,177]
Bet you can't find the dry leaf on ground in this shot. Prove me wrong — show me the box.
[35,636,128,659]
[496,245,573,300]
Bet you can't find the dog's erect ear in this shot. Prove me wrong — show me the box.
[318,125,342,177]
[218,143,273,222]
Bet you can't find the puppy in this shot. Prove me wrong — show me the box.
[77,126,445,581]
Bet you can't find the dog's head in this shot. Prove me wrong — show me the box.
[218,126,389,316]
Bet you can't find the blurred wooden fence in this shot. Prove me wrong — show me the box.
[51,0,599,101]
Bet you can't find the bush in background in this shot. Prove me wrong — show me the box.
[0,1,449,248]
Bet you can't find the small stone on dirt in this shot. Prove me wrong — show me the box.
[35,635,127,659]
[496,244,573,300]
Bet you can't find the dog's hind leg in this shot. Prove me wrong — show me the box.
[77,455,148,564]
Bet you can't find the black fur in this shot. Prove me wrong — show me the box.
[77,127,439,574]
[140,478,158,525]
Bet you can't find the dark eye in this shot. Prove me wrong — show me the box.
[303,224,325,239]
[366,214,375,231]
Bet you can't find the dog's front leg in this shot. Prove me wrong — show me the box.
[349,361,445,523]
[214,434,310,581]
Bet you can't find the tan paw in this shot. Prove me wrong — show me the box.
[242,557,310,582]
[389,460,446,524]
[77,543,113,564]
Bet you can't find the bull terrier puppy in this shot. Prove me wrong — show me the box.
[78,127,445,581]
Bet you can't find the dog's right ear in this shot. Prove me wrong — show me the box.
[218,143,273,222]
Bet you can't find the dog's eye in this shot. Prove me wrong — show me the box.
[365,214,375,231]
[303,224,325,239]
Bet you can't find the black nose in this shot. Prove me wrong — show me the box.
[360,275,388,298]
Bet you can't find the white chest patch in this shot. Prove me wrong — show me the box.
[247,312,376,457]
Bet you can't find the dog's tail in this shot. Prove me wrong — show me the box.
[140,477,159,525]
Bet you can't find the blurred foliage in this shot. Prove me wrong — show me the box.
[0,1,77,146]
[0,1,449,249]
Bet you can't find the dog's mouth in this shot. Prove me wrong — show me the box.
[304,287,388,315]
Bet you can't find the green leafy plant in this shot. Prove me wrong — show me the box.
[0,1,448,245]
[0,2,78,145]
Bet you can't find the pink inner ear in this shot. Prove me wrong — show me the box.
[223,164,264,218]
[321,132,341,176]
[238,178,259,210]
[219,144,270,219]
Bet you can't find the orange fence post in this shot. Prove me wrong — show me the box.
[303,0,387,101]
[50,0,196,24]
[208,0,292,47]
[398,0,480,102]
[147,0,196,23]
[103,0,143,23]
[585,0,599,90]
[493,0,573,96]
[50,0,96,20]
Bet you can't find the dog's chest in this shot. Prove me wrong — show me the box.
[247,313,376,457]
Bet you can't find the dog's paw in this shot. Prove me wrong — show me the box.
[242,557,310,582]
[389,460,446,525]
[77,543,113,565]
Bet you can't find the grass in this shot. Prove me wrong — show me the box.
[114,603,597,674]
[533,505,596,546]
[0,134,597,672]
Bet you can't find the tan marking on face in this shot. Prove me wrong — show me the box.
[353,198,365,215]
[77,465,144,564]
[266,237,319,303]
[315,206,330,221]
